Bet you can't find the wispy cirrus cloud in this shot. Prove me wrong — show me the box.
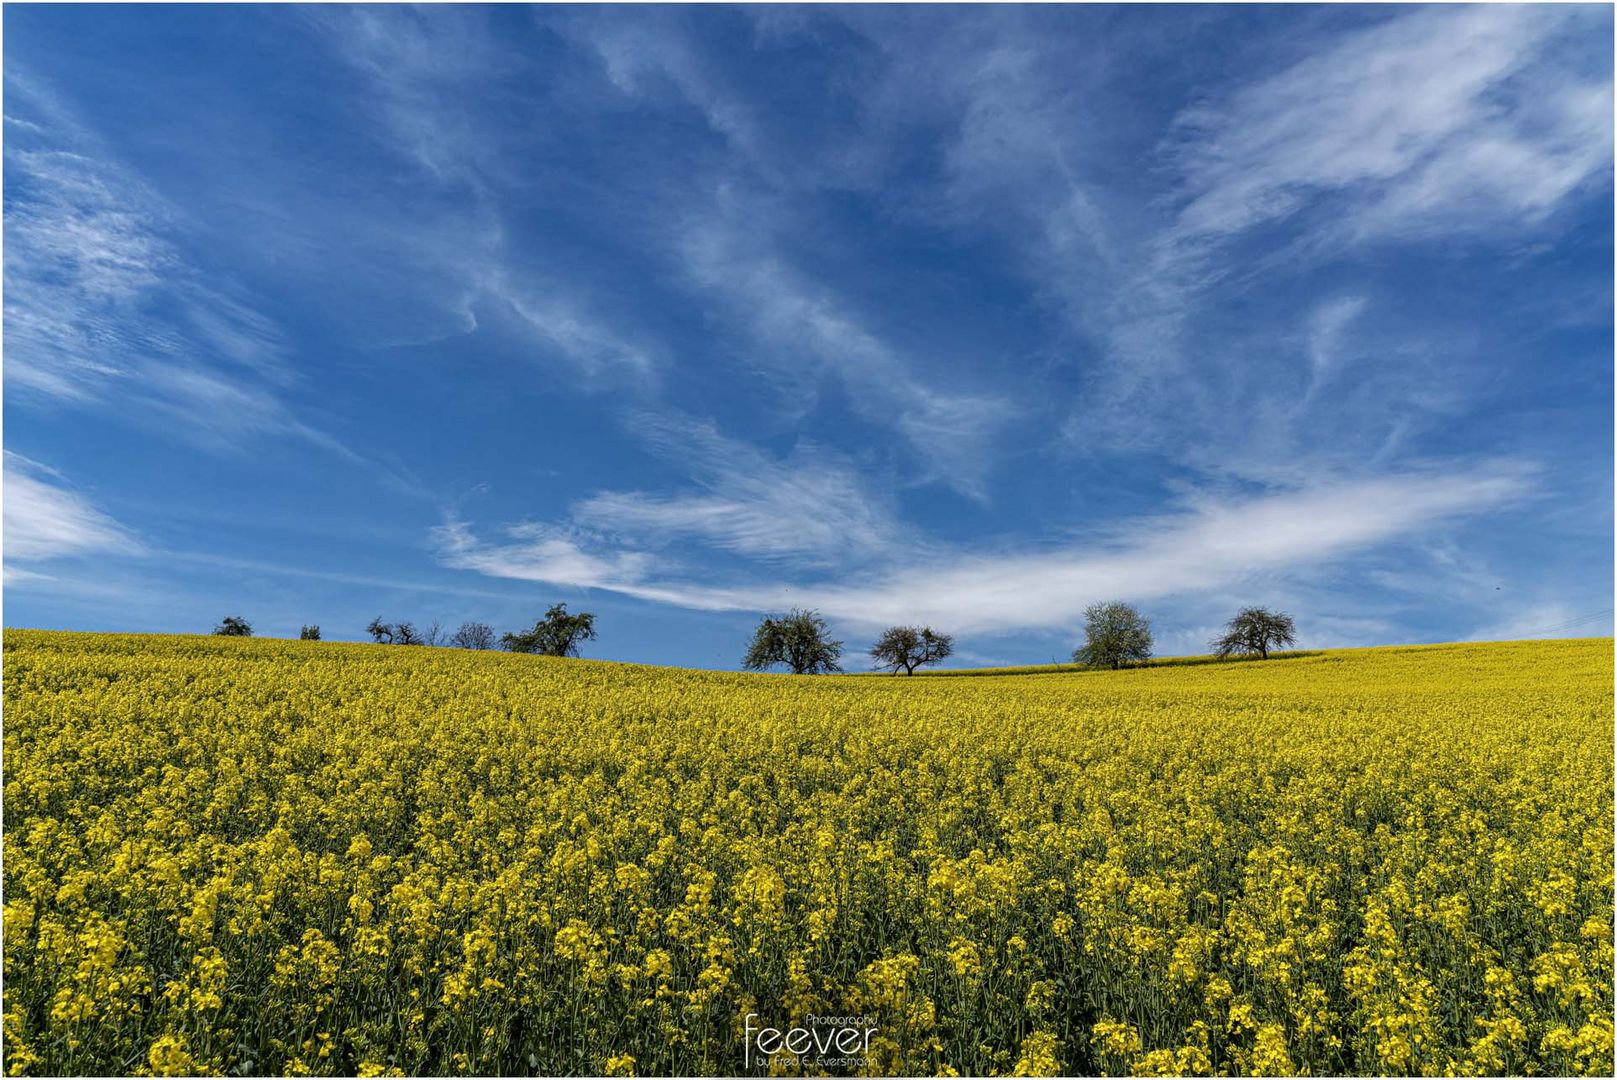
[1130,3,1610,350]
[550,9,1023,494]
[318,3,509,190]
[678,200,1016,496]
[1305,296,1368,383]
[481,272,659,387]
[831,5,1610,474]
[318,5,1024,495]
[1161,4,1611,258]
[309,6,663,389]
[2,85,359,458]
[3,453,142,581]
[437,459,1532,634]
[1466,603,1616,644]
[1043,3,1611,473]
[432,518,655,593]
[436,409,902,583]
[573,412,903,564]
[856,12,1129,342]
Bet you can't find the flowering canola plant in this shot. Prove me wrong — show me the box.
[2,631,1611,1076]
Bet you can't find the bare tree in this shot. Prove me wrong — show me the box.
[422,621,445,647]
[451,622,496,650]
[366,618,421,645]
[213,616,252,637]
[1211,608,1297,660]
[869,626,954,675]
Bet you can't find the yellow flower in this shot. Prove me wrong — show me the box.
[947,937,982,977]
[1011,1030,1062,1076]
[2,630,1609,1077]
[147,1034,196,1076]
[1094,1018,1142,1060]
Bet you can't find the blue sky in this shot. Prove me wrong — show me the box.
[4,3,1612,668]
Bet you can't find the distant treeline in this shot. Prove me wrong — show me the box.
[213,602,1304,673]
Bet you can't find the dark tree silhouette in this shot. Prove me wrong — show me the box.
[213,616,252,637]
[1073,602,1153,670]
[502,604,597,657]
[299,625,321,641]
[743,609,843,674]
[451,622,496,650]
[1211,607,1297,660]
[365,618,421,645]
[869,626,954,675]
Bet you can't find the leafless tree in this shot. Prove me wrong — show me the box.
[451,622,496,650]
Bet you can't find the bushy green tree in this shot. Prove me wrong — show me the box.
[743,609,843,674]
[502,604,597,657]
[869,626,954,675]
[1073,601,1152,670]
[299,625,321,641]
[1212,607,1297,660]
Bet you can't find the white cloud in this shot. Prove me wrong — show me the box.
[922,27,1123,335]
[1040,4,1611,464]
[482,273,659,387]
[1466,603,1615,643]
[546,12,1021,492]
[1162,4,1610,255]
[573,412,902,563]
[1,102,369,461]
[312,7,662,387]
[3,146,179,400]
[776,463,1532,632]
[438,460,1532,635]
[432,518,655,593]
[437,411,902,576]
[312,4,507,188]
[679,203,1016,495]
[565,10,769,172]
[1307,296,1367,381]
[3,454,142,577]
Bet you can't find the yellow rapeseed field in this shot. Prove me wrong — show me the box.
[2,631,1611,1077]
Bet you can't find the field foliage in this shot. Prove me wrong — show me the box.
[2,631,1612,1076]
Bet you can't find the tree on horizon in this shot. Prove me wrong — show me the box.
[366,618,421,645]
[1073,602,1152,670]
[451,622,496,650]
[1212,607,1297,660]
[870,625,954,675]
[502,604,597,657]
[743,609,843,674]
